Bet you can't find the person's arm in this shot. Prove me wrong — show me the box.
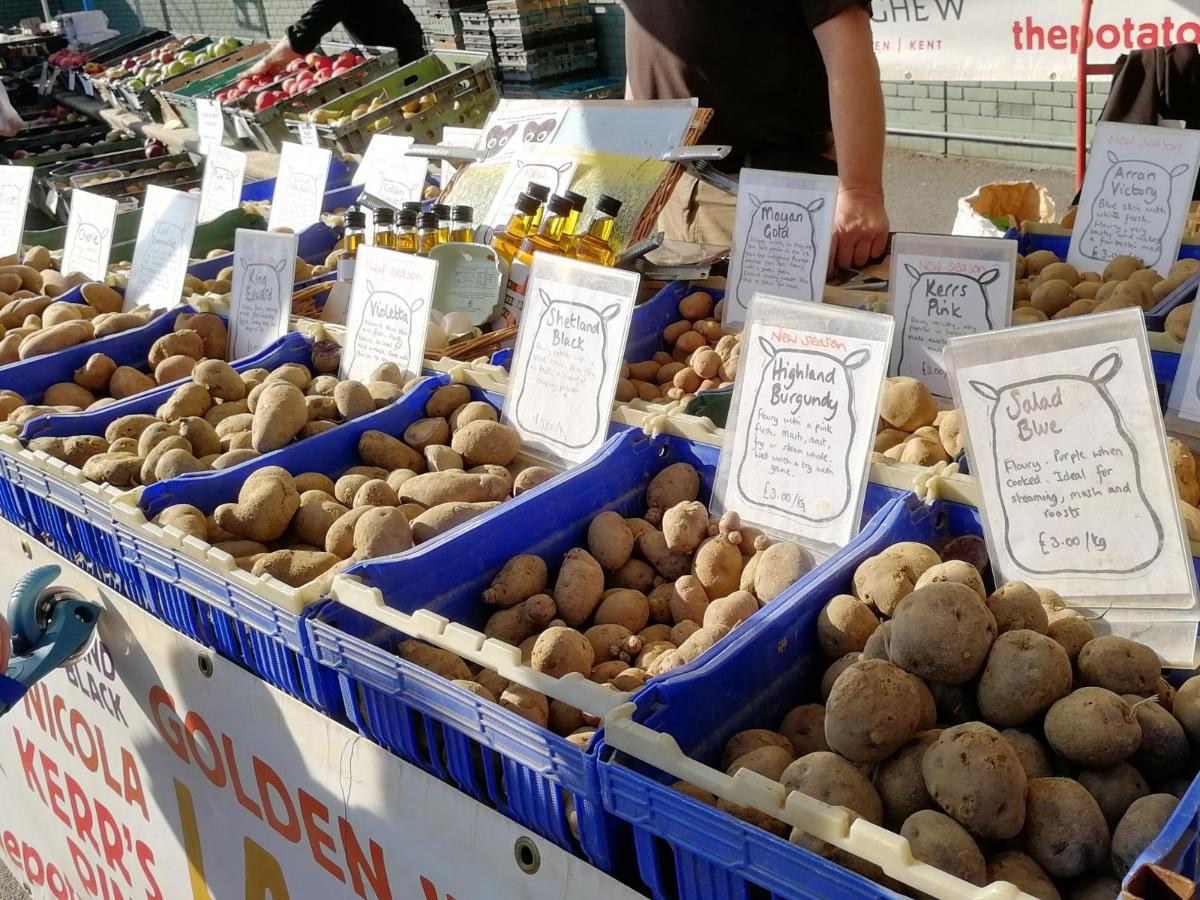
[0,82,22,138]
[813,5,889,269]
[249,0,341,74]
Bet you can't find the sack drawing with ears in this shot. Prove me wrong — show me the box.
[512,159,573,196]
[735,339,870,523]
[969,352,1163,575]
[734,193,825,311]
[1079,152,1189,267]
[514,288,619,449]
[70,223,108,274]
[0,184,18,207]
[896,265,1000,383]
[208,165,237,199]
[234,256,289,347]
[344,281,425,379]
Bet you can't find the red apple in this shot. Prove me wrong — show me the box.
[0,612,11,674]
[335,52,357,68]
[286,58,307,74]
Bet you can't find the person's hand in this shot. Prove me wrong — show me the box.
[831,186,889,270]
[0,84,22,138]
[249,38,300,77]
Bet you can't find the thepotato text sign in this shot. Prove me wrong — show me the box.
[228,228,298,360]
[124,185,201,311]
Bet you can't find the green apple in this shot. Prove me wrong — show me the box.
[179,51,196,66]
[128,78,144,90]
[165,61,187,76]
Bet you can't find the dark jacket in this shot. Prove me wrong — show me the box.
[287,0,424,64]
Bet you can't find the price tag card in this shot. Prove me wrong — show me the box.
[440,126,482,189]
[945,309,1196,624]
[429,243,506,326]
[713,296,893,552]
[81,75,94,98]
[61,188,118,281]
[1068,122,1200,277]
[887,233,1016,401]
[232,115,252,140]
[198,146,247,224]
[724,168,839,329]
[67,68,76,91]
[340,245,438,382]
[268,142,331,233]
[0,165,34,257]
[297,122,320,148]
[484,153,578,229]
[227,228,298,360]
[124,185,201,311]
[361,139,428,210]
[503,255,640,465]
[196,98,225,154]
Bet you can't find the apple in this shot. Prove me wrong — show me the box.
[0,612,11,674]
[286,58,307,74]
[11,150,28,159]
[144,138,167,159]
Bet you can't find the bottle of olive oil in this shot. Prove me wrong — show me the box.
[372,206,397,249]
[395,208,418,253]
[450,205,474,243]
[503,193,573,321]
[416,212,440,255]
[571,194,622,267]
[490,192,539,266]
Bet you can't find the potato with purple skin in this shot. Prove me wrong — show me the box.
[1044,688,1142,767]
[985,582,1049,634]
[1079,763,1148,828]
[875,730,942,828]
[781,751,884,824]
[986,852,1061,900]
[913,560,985,599]
[1021,777,1110,878]
[1001,729,1053,780]
[825,659,927,763]
[902,810,986,886]
[888,582,997,684]
[923,722,1027,839]
[779,704,828,757]
[1111,793,1178,876]
[727,745,795,781]
[1123,694,1190,776]
[977,630,1073,726]
[721,730,793,769]
[1078,636,1160,695]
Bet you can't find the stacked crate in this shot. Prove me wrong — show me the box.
[410,0,486,51]
[590,0,625,80]
[461,9,496,57]
[485,0,597,93]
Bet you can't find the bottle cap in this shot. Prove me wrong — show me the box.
[433,203,450,219]
[373,206,395,226]
[401,201,423,214]
[451,205,473,221]
[397,209,417,227]
[564,190,587,210]
[417,212,438,229]
[547,194,572,216]
[345,208,366,228]
[526,182,550,202]
[515,192,540,215]
[596,194,623,216]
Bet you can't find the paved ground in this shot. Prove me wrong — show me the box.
[0,866,25,899]
[882,149,1077,234]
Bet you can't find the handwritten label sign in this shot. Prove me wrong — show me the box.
[296,122,320,148]
[340,245,437,382]
[267,142,331,233]
[228,229,298,360]
[61,189,118,281]
[503,255,639,465]
[946,309,1195,618]
[714,296,893,551]
[429,243,505,325]
[485,154,578,229]
[198,146,247,224]
[1069,122,1200,277]
[480,106,566,163]
[354,134,412,185]
[888,233,1016,401]
[196,98,225,154]
[362,140,428,210]
[440,126,482,190]
[725,168,838,329]
[0,165,34,256]
[124,185,201,311]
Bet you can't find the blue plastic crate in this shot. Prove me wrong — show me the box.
[597,495,1200,900]
[306,427,903,876]
[186,220,345,283]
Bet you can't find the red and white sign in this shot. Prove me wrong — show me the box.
[0,525,639,900]
[871,1,1200,81]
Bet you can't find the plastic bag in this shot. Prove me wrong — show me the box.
[951,181,1056,238]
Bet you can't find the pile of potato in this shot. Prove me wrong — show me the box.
[1013,252,1200,324]
[145,383,541,589]
[618,291,740,406]
[664,540,1196,899]
[0,310,227,427]
[384,462,816,747]
[872,376,964,467]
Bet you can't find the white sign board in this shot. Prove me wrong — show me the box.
[228,228,298,360]
[296,121,320,148]
[267,142,331,233]
[197,146,247,225]
[503,255,639,465]
[480,104,567,162]
[60,189,118,281]
[340,245,437,382]
[0,164,34,257]
[195,98,224,154]
[725,169,838,329]
[871,2,1200,82]
[485,154,578,230]
[0,527,643,900]
[353,134,413,185]
[1068,122,1200,277]
[945,309,1198,661]
[364,148,428,210]
[887,233,1017,401]
[714,296,893,552]
[441,126,482,189]
[124,185,201,311]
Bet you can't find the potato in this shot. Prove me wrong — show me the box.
[1000,729,1053,780]
[721,729,792,769]
[173,313,227,358]
[874,730,941,828]
[72,353,117,393]
[483,555,548,607]
[852,542,940,616]
[1044,688,1141,767]
[986,851,1061,900]
[902,810,985,886]
[1123,695,1189,776]
[1078,762,1149,828]
[352,507,414,558]
[587,511,634,571]
[778,704,828,757]
[924,722,1027,839]
[977,630,1072,726]
[333,380,373,420]
[1021,777,1110,878]
[816,594,879,658]
[1046,614,1094,663]
[18,320,91,359]
[249,381,309,452]
[662,500,709,554]
[644,463,700,523]
[888,583,996,684]
[213,469,301,542]
[154,504,207,540]
[780,751,883,824]
[148,330,204,366]
[825,659,926,762]
[42,382,93,408]
[879,376,938,432]
[1078,636,1160,695]
[499,684,549,728]
[529,626,594,678]
[595,589,650,633]
[553,548,605,626]
[81,452,141,487]
[1102,255,1143,282]
[727,745,795,781]
[154,354,199,384]
[513,466,555,495]
[691,535,742,599]
[251,549,339,587]
[450,419,520,467]
[1111,793,1177,876]
[752,542,812,603]
[985,582,1048,634]
[1174,675,1200,747]
[702,591,757,631]
[448,400,497,430]
[913,560,985,599]
[193,359,246,401]
[396,639,471,681]
[358,430,424,472]
[399,471,507,507]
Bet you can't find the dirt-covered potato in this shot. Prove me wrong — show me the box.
[977,630,1072,726]
[1077,637,1160,696]
[874,730,941,828]
[1044,688,1142,767]
[778,704,828,757]
[1000,729,1053,780]
[922,722,1027,839]
[1078,762,1149,828]
[888,583,997,684]
[852,542,940,616]
[986,851,1061,900]
[1021,777,1110,878]
[816,594,879,658]
[902,809,986,886]
[985,582,1049,634]
[1111,793,1177,877]
[825,659,927,762]
[780,751,884,824]
[1123,695,1189,776]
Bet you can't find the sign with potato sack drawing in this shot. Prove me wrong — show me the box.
[714,296,893,552]
[340,245,437,383]
[888,233,1016,401]
[724,169,838,330]
[61,189,118,282]
[268,142,332,233]
[945,310,1197,659]
[1068,123,1200,277]
[228,229,298,360]
[124,185,201,312]
[0,164,33,257]
[199,146,247,224]
[503,255,639,465]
